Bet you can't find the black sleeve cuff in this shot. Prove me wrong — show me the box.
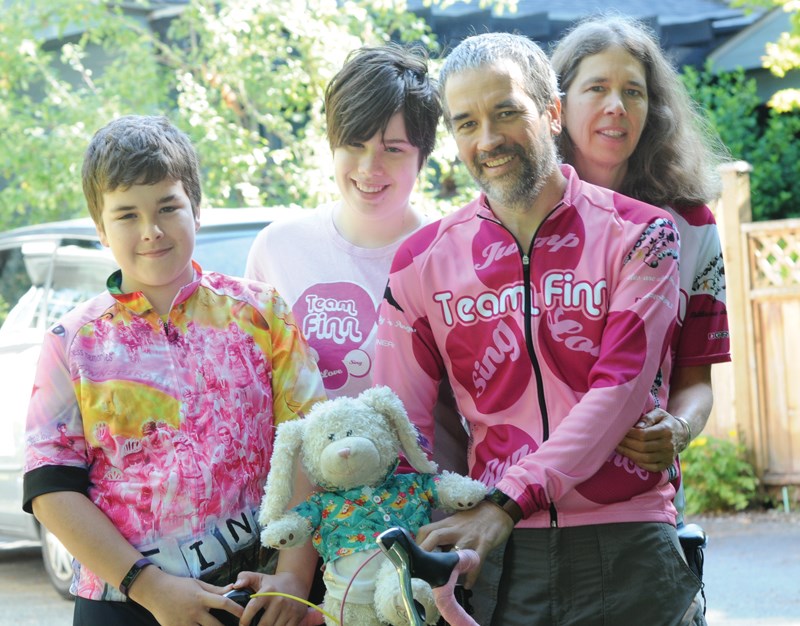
[22,465,91,514]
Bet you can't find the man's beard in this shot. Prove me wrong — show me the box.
[468,137,559,211]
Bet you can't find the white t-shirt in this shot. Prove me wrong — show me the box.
[245,202,471,475]
[245,202,411,399]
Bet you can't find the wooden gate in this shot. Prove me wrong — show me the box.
[708,162,800,487]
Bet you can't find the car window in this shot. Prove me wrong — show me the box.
[0,242,115,336]
[0,245,33,327]
[193,230,260,278]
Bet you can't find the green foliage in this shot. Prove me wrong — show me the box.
[162,0,437,209]
[731,0,800,112]
[681,434,759,514]
[8,0,794,229]
[0,0,171,229]
[683,64,800,221]
[0,0,453,232]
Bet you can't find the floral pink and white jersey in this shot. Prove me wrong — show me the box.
[23,265,325,600]
[374,165,681,529]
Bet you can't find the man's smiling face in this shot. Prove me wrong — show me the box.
[445,61,561,212]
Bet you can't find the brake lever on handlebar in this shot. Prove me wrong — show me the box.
[377,527,463,626]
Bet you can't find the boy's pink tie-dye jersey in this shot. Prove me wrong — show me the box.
[23,265,325,600]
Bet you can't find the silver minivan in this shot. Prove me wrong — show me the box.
[0,207,292,597]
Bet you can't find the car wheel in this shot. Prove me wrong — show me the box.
[40,525,74,600]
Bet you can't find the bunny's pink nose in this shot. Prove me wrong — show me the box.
[338,448,352,458]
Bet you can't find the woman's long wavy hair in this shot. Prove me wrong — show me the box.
[550,14,729,210]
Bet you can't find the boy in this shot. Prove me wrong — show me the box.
[244,39,468,478]
[22,115,326,625]
[245,42,441,400]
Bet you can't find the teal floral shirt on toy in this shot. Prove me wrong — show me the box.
[295,471,442,563]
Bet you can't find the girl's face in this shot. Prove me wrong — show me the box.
[332,111,421,220]
[562,45,649,191]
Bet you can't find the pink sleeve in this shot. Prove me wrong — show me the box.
[374,244,444,458]
[24,327,88,473]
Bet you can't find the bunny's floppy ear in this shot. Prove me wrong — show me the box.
[259,419,307,524]
[359,386,438,474]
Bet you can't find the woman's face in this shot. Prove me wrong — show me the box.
[562,45,649,191]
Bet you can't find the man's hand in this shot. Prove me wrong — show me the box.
[616,408,688,472]
[415,501,514,589]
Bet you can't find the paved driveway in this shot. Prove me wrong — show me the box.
[698,511,800,625]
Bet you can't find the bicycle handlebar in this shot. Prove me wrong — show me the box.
[376,527,479,626]
[431,549,480,626]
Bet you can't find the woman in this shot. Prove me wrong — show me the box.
[551,15,731,488]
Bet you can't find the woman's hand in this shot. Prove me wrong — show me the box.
[615,408,687,472]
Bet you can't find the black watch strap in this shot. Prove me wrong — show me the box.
[484,487,524,525]
[119,557,153,597]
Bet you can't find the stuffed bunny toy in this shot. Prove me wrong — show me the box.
[258,385,487,626]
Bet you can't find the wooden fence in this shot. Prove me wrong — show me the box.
[706,162,800,488]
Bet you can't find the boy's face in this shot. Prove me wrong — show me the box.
[332,110,421,220]
[96,178,200,307]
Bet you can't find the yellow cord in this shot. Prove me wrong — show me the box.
[250,591,341,624]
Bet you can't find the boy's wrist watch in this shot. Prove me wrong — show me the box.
[119,557,153,597]
[484,487,523,525]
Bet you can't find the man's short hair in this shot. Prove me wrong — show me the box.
[82,115,202,224]
[438,32,559,130]
[325,43,442,167]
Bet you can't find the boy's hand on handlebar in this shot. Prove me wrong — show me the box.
[415,501,514,589]
[232,571,310,626]
[131,567,242,626]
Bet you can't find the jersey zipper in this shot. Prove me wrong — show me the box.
[522,246,559,528]
[480,208,561,528]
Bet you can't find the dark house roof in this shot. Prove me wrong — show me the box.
[408,0,764,69]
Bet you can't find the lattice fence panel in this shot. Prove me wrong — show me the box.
[747,227,800,290]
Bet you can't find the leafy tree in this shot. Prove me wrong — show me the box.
[161,0,437,209]
[0,0,445,231]
[733,0,800,112]
[1,1,172,228]
[683,64,800,220]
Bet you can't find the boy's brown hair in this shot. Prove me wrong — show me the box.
[325,43,442,168]
[82,115,202,224]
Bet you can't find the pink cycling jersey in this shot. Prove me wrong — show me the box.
[23,265,326,600]
[374,165,681,528]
